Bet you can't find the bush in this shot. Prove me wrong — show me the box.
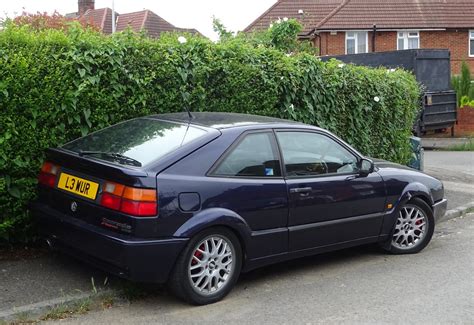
[0,23,421,244]
[460,96,474,107]
[214,17,317,55]
[452,61,473,106]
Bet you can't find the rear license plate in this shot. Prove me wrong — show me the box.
[57,173,99,200]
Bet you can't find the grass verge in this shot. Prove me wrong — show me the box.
[4,291,119,325]
[443,138,474,151]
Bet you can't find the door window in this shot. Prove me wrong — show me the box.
[212,132,281,177]
[276,132,358,177]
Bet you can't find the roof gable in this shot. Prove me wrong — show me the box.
[81,8,116,34]
[116,10,147,33]
[77,7,201,38]
[116,10,194,37]
[143,10,179,37]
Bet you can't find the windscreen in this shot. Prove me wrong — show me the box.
[63,118,208,167]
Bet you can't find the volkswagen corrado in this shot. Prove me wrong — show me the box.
[32,112,447,305]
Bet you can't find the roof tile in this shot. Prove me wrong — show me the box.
[245,0,474,34]
[81,8,116,34]
[245,0,343,34]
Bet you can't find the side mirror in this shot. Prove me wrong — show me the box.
[358,158,374,176]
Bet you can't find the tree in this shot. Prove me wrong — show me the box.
[12,11,98,31]
[212,16,233,41]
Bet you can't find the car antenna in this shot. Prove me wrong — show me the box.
[184,106,193,120]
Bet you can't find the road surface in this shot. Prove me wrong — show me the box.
[47,213,474,324]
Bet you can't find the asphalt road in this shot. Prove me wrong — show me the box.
[423,151,474,210]
[47,213,474,325]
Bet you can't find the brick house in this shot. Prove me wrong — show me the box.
[67,0,200,37]
[245,0,474,74]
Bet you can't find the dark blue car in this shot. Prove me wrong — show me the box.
[32,112,447,305]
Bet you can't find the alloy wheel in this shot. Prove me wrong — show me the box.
[188,235,235,296]
[392,204,428,250]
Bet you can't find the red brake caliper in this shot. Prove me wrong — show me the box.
[192,244,204,265]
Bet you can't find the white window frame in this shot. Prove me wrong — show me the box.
[345,31,368,54]
[397,31,420,50]
[470,30,474,57]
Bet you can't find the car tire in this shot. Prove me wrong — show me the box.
[168,227,242,305]
[384,198,435,254]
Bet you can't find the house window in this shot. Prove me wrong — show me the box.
[470,30,474,57]
[398,31,420,50]
[346,31,368,54]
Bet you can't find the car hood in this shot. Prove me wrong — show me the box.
[370,158,415,171]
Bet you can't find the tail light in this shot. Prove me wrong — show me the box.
[38,161,59,188]
[100,181,157,217]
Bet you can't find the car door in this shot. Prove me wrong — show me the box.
[275,130,386,252]
[206,130,289,259]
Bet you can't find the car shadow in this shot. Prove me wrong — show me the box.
[106,244,385,306]
[31,243,385,309]
[239,244,382,284]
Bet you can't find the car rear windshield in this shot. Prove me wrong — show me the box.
[62,118,208,167]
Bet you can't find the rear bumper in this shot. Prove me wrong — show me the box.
[31,202,188,283]
[433,198,448,221]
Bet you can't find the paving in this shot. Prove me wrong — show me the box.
[423,151,474,210]
[46,213,474,324]
[0,252,117,312]
[0,151,472,321]
[422,137,471,150]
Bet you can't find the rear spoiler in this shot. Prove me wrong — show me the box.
[46,148,153,188]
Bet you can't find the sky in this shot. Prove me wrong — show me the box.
[0,0,277,40]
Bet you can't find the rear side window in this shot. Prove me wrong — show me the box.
[212,132,281,177]
[63,118,208,167]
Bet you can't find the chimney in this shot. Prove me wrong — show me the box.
[78,0,95,16]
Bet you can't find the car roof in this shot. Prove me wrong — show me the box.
[149,112,307,130]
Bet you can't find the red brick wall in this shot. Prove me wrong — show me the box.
[454,106,474,136]
[319,32,345,56]
[370,32,397,52]
[421,31,474,74]
[316,30,474,74]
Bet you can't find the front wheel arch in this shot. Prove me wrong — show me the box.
[381,197,435,254]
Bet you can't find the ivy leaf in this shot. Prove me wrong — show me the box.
[78,68,86,77]
[80,125,89,136]
[7,186,21,199]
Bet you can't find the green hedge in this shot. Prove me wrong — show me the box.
[0,25,421,243]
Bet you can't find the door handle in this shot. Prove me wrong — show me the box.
[289,187,312,194]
